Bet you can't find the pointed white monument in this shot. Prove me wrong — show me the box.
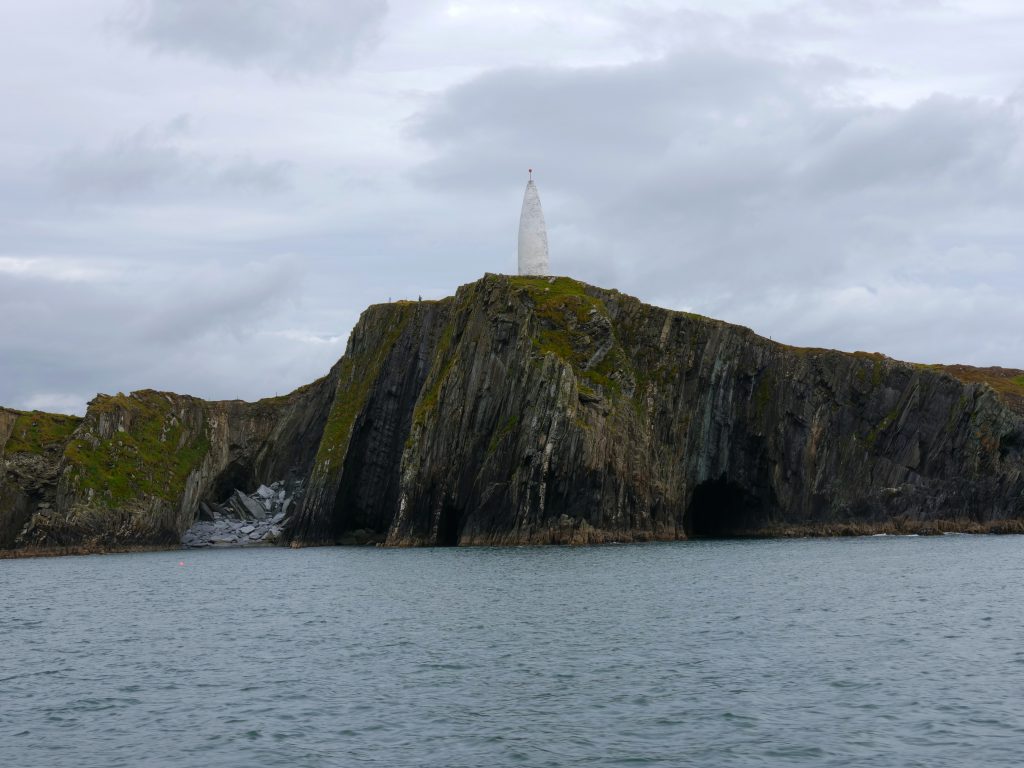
[517,169,549,276]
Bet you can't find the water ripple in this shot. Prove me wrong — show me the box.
[3,537,1024,766]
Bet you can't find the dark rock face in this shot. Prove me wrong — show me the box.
[310,276,1024,545]
[0,408,81,549]
[3,274,1024,553]
[291,300,452,544]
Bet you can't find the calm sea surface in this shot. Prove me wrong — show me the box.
[3,537,1024,767]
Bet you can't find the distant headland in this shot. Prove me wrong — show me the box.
[2,273,1023,557]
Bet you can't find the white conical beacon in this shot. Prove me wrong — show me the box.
[517,169,549,276]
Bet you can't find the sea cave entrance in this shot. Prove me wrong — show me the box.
[436,504,462,547]
[684,477,771,538]
[208,460,255,508]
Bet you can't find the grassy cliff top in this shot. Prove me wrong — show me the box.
[3,411,82,455]
[499,274,1024,412]
[919,365,1024,411]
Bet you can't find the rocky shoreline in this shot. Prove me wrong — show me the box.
[4,523,1024,560]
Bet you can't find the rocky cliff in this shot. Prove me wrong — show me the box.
[0,373,337,551]
[3,274,1023,553]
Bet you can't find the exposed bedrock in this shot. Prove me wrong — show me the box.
[3,274,1024,552]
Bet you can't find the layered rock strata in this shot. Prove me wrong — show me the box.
[3,274,1023,554]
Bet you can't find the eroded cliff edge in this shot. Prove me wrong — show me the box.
[3,274,1023,553]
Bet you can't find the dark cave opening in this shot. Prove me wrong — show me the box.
[209,459,255,506]
[999,429,1024,459]
[436,505,462,547]
[684,477,771,538]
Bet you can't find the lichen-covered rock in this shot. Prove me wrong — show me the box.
[3,274,1024,554]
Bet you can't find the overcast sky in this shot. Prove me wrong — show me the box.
[2,0,1023,414]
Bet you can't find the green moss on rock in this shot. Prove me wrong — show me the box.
[5,411,81,454]
[487,414,520,455]
[865,408,900,448]
[64,391,209,507]
[411,315,459,430]
[510,275,631,399]
[314,306,417,475]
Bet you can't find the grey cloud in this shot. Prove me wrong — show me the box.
[410,46,1024,367]
[411,50,854,193]
[140,258,301,344]
[797,96,1023,198]
[218,159,292,193]
[54,126,186,201]
[51,119,292,203]
[118,0,388,75]
[0,256,323,414]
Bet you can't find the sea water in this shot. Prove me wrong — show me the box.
[3,536,1024,767]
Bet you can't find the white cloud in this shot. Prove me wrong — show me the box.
[268,329,346,345]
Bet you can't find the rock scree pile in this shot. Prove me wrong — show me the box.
[181,481,297,548]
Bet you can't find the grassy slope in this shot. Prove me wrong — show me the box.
[509,275,634,399]
[63,391,210,507]
[925,365,1024,412]
[4,411,82,454]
